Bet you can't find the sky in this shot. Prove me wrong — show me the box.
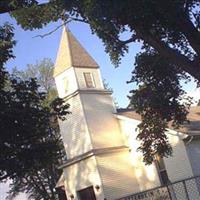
[1,14,200,108]
[1,13,143,108]
[1,9,200,200]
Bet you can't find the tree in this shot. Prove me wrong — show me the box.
[128,50,192,163]
[1,0,200,163]
[9,58,68,200]
[0,23,69,199]
[12,58,57,105]
[12,58,55,92]
[8,59,67,200]
[1,0,199,82]
[2,76,69,200]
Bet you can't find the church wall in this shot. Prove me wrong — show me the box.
[80,92,124,149]
[185,138,200,176]
[58,93,93,159]
[96,150,141,200]
[63,156,105,200]
[164,130,194,182]
[117,116,161,192]
[117,115,195,185]
[54,67,78,98]
[74,68,104,90]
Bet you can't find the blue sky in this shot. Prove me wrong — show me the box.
[2,14,199,108]
[2,13,143,108]
[1,9,199,200]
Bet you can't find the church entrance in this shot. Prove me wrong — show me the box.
[78,186,96,200]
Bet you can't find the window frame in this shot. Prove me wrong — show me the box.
[83,72,96,88]
[155,156,170,185]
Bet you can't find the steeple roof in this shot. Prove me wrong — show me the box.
[54,26,98,77]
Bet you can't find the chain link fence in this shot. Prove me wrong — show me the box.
[118,176,200,200]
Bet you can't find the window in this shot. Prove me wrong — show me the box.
[78,186,96,200]
[155,156,170,185]
[84,72,95,88]
[62,77,69,94]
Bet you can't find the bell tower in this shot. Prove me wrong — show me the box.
[54,27,124,159]
[54,27,139,200]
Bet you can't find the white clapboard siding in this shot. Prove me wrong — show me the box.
[96,150,141,200]
[164,130,194,182]
[74,68,104,89]
[81,92,125,149]
[63,156,104,200]
[59,93,93,159]
[186,138,200,176]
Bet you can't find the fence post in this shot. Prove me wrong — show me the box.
[167,185,173,200]
[183,180,190,200]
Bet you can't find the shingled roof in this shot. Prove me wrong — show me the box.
[117,106,200,136]
[54,26,98,77]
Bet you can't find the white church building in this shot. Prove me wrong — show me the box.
[54,27,200,200]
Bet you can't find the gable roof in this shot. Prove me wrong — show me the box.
[117,107,200,136]
[54,26,98,77]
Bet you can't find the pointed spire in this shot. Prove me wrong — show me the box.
[54,26,98,77]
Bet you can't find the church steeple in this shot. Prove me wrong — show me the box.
[53,26,123,157]
[54,26,104,99]
[54,26,98,77]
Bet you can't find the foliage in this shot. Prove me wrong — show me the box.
[12,58,57,105]
[1,0,200,163]
[12,58,54,92]
[0,23,15,87]
[2,0,199,82]
[128,50,193,163]
[0,23,69,199]
[2,77,69,200]
[8,62,68,199]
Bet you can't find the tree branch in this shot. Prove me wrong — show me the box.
[33,20,71,39]
[68,17,89,24]
[177,16,200,56]
[135,27,200,82]
[119,34,138,45]
[0,173,12,181]
[33,16,89,39]
[0,1,48,14]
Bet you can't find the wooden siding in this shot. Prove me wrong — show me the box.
[164,130,194,182]
[59,93,93,159]
[186,138,200,176]
[74,68,104,90]
[81,92,125,149]
[63,156,104,200]
[117,116,161,191]
[96,151,140,200]
[54,67,78,98]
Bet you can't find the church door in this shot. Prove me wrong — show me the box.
[78,186,96,200]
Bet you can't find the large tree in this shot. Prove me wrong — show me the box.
[1,0,199,81]
[8,59,66,200]
[0,23,69,199]
[1,0,200,163]
[128,49,193,163]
